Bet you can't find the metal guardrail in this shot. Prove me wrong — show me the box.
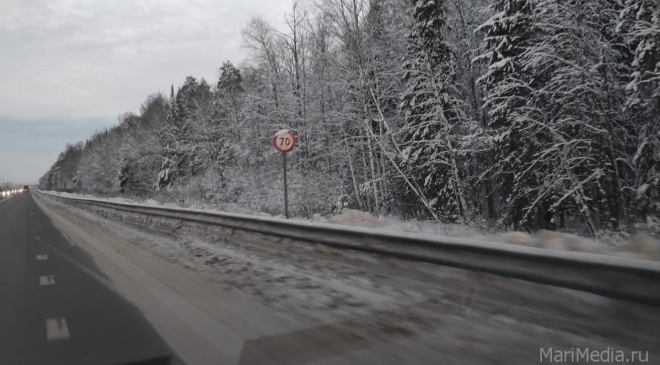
[40,191,660,306]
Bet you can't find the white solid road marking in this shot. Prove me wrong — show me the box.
[39,275,55,286]
[45,318,70,341]
[36,254,48,260]
[57,229,76,246]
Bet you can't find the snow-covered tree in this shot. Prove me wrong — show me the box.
[156,86,179,191]
[619,0,660,221]
[217,61,245,134]
[475,0,537,229]
[475,0,635,234]
[447,0,494,219]
[118,156,131,193]
[400,0,470,221]
[475,0,534,127]
[512,0,632,234]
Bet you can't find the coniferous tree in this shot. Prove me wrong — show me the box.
[620,0,660,222]
[400,0,469,221]
[157,85,179,191]
[475,0,536,229]
[512,0,630,234]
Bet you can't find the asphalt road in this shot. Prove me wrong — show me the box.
[0,193,174,365]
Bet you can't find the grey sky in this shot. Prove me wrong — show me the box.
[0,0,291,183]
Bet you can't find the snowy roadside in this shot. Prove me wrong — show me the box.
[41,190,660,261]
[35,190,660,363]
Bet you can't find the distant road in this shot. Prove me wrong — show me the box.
[0,193,173,365]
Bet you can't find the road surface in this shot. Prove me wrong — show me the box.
[0,193,173,365]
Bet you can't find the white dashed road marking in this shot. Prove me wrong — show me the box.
[39,275,55,286]
[45,318,70,341]
[36,254,48,260]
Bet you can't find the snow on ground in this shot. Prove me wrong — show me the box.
[42,191,660,261]
[41,194,432,323]
[38,194,660,365]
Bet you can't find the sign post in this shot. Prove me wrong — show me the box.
[273,129,296,219]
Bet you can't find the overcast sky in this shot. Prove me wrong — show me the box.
[0,0,292,184]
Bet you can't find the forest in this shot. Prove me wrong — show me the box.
[40,0,659,236]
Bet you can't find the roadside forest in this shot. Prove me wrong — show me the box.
[41,0,660,236]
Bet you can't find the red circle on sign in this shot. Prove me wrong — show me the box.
[273,129,296,153]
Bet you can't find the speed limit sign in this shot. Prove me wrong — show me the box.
[273,129,296,154]
[273,129,296,219]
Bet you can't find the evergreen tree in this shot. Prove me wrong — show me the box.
[400,0,469,221]
[475,0,534,128]
[511,0,630,234]
[475,0,537,229]
[217,61,245,137]
[118,156,131,193]
[218,62,244,98]
[156,85,179,191]
[619,0,660,220]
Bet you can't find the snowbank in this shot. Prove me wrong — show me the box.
[328,209,386,228]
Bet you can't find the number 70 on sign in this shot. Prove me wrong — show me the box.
[273,129,296,153]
